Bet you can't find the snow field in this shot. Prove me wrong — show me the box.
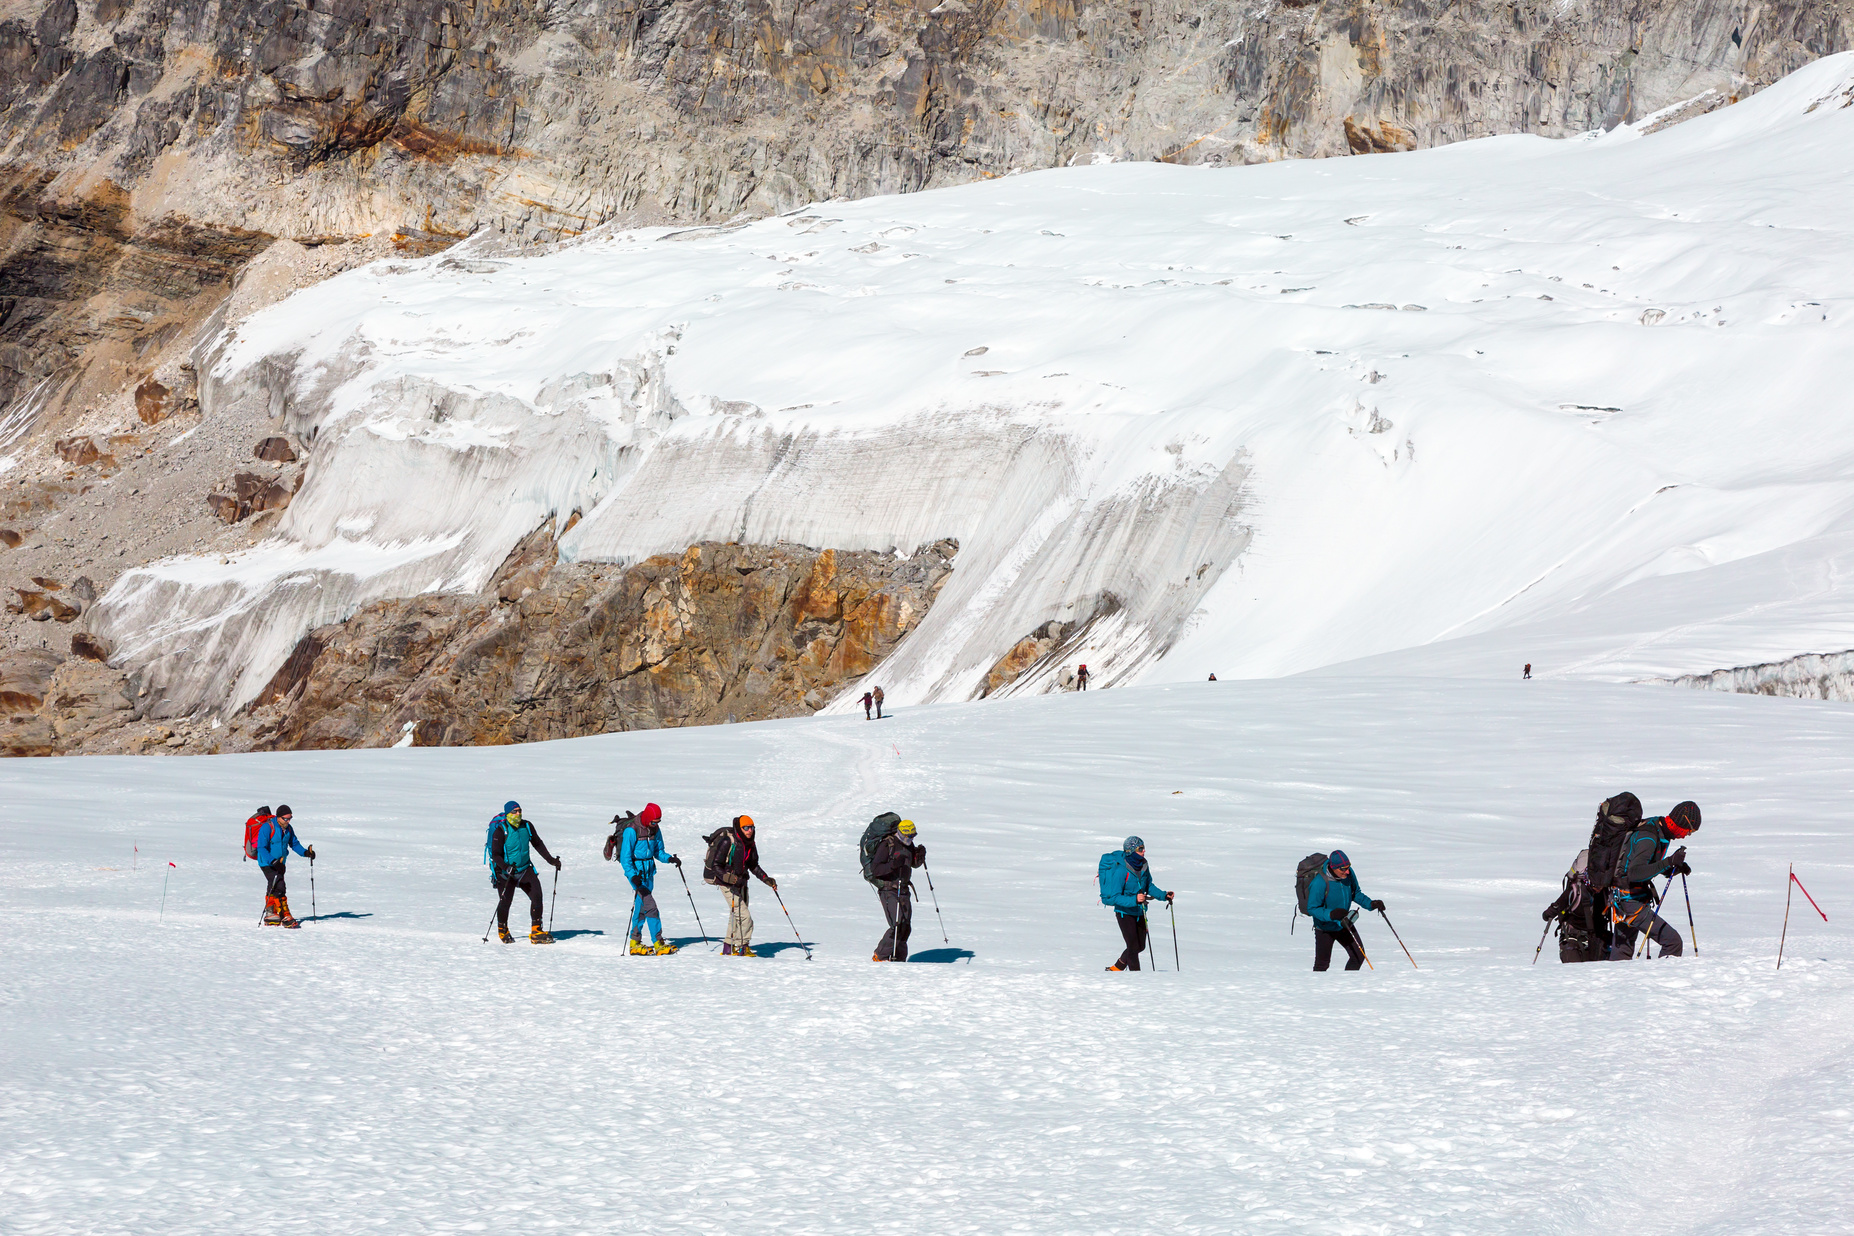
[3,678,1851,1233]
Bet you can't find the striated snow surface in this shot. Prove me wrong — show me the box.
[3,678,1852,1232]
[93,54,1854,718]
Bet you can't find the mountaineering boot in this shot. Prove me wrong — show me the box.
[262,896,282,926]
[873,952,884,962]
[530,926,555,944]
[497,923,515,943]
[653,940,679,955]
[1106,962,1127,972]
[277,896,301,928]
[629,938,651,956]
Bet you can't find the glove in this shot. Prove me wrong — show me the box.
[767,878,778,890]
[1673,860,1692,876]
[670,855,682,867]
[630,877,647,895]
[1542,906,1556,922]
[914,844,926,861]
[1371,899,1385,912]
[1667,845,1687,867]
[1164,891,1174,904]
[306,846,316,860]
[551,856,563,870]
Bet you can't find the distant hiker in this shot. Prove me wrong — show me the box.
[1524,663,1532,679]
[704,815,777,956]
[487,801,560,944]
[1207,673,1217,681]
[1076,664,1090,691]
[1541,849,1606,962]
[253,805,313,928]
[1607,801,1700,960]
[873,686,885,719]
[1305,850,1381,971]
[1098,836,1171,971]
[616,802,681,955]
[869,818,926,961]
[862,691,874,720]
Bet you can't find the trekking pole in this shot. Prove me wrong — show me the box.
[1348,919,1374,970]
[549,864,559,934]
[771,886,812,960]
[309,855,317,924]
[482,906,498,943]
[1778,864,1794,970]
[160,861,174,923]
[1146,913,1158,972]
[1170,900,1180,971]
[1532,917,1552,964]
[1379,909,1418,969]
[673,861,710,946]
[921,858,949,943]
[1681,872,1697,957]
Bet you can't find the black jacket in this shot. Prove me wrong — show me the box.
[715,825,773,888]
[869,834,923,887]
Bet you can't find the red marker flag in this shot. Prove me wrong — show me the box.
[1792,871,1827,921]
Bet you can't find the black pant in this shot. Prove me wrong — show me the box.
[1314,927,1364,971]
[877,884,913,960]
[497,869,544,928]
[1609,898,1682,959]
[1114,913,1148,970]
[262,863,288,900]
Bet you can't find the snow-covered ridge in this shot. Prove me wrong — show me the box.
[94,54,1854,717]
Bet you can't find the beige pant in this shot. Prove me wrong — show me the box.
[723,884,754,950]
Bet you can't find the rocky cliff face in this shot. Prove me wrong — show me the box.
[0,533,957,753]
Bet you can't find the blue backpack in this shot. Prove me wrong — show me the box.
[483,811,509,886]
[1098,851,1128,906]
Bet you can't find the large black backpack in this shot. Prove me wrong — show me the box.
[702,828,734,886]
[1293,853,1328,929]
[1586,793,1641,894]
[860,812,902,885]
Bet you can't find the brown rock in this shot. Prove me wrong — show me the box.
[236,538,958,750]
[0,530,21,548]
[981,636,1045,698]
[54,437,101,466]
[31,577,62,590]
[255,436,299,462]
[135,379,173,424]
[72,631,114,661]
[0,648,65,714]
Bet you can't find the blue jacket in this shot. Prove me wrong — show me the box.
[619,825,673,891]
[1307,868,1372,932]
[1100,852,1168,918]
[254,818,307,868]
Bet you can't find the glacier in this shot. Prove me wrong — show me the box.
[91,53,1854,720]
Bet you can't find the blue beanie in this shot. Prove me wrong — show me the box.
[504,800,521,813]
[1327,849,1350,869]
[1123,835,1145,853]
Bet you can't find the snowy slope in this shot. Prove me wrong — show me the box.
[92,55,1854,716]
[3,678,1851,1233]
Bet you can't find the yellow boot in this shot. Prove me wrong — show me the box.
[629,938,650,955]
[653,939,679,955]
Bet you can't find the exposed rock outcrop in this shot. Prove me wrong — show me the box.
[231,537,958,750]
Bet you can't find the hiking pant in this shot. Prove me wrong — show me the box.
[1114,912,1148,970]
[1609,898,1682,959]
[723,884,753,950]
[1559,910,1609,963]
[262,863,288,900]
[1314,926,1365,971]
[497,869,545,929]
[630,890,662,942]
[876,884,913,961]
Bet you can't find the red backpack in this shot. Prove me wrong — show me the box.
[243,810,273,861]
